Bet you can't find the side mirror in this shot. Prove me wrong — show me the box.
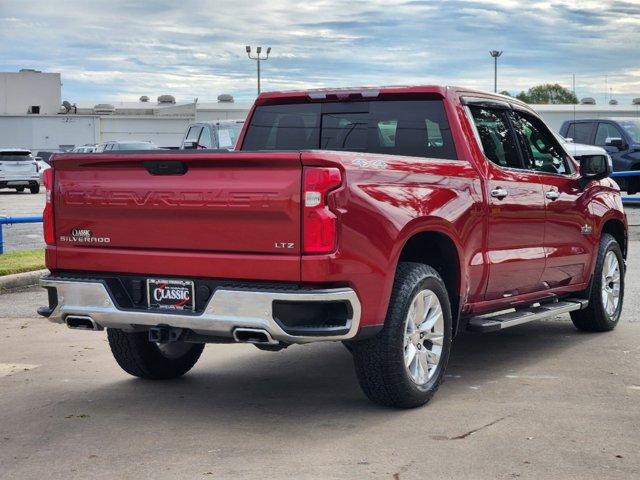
[605,137,626,151]
[182,140,198,149]
[579,154,612,188]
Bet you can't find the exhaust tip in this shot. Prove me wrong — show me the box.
[65,315,102,331]
[233,328,278,345]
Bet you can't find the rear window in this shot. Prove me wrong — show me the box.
[0,152,32,161]
[565,122,593,144]
[242,100,457,159]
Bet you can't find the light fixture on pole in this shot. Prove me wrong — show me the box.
[246,46,272,95]
[489,50,503,93]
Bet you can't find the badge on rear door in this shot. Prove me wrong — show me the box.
[147,279,195,310]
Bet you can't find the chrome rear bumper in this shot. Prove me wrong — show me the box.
[39,277,361,344]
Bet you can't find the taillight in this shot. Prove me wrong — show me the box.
[303,167,342,254]
[42,168,55,245]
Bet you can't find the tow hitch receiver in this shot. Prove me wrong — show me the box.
[149,326,183,343]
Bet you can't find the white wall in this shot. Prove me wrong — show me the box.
[99,116,192,147]
[0,115,98,153]
[533,104,640,133]
[0,72,61,115]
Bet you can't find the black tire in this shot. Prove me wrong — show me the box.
[30,184,40,194]
[351,262,452,408]
[570,233,624,332]
[15,187,25,192]
[107,328,205,379]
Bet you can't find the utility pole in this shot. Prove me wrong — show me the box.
[246,46,271,95]
[489,50,503,93]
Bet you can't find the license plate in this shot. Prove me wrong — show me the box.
[147,279,195,311]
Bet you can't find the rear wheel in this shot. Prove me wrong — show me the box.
[351,262,452,408]
[107,328,204,379]
[15,187,25,192]
[30,184,40,194]
[570,233,624,332]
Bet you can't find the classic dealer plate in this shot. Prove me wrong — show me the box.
[147,279,195,311]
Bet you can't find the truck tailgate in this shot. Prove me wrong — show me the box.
[52,152,302,257]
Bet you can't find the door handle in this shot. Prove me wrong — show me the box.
[545,190,560,201]
[490,188,508,199]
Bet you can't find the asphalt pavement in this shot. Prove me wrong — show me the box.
[1,194,640,479]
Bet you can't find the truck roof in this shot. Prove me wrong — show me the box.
[255,85,533,111]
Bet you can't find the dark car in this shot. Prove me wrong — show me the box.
[560,118,640,192]
[180,120,244,150]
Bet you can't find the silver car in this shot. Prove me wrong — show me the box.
[0,149,41,193]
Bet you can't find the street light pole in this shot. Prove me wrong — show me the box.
[246,46,271,95]
[489,50,503,93]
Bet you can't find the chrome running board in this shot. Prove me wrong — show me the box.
[466,299,588,333]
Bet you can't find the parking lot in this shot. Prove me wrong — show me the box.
[1,197,639,479]
[0,191,46,252]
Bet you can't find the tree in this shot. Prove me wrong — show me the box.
[499,90,512,97]
[516,83,578,104]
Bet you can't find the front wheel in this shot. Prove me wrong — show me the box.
[107,329,205,379]
[30,184,40,194]
[351,262,452,408]
[570,233,624,332]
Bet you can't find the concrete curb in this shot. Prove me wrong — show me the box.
[0,269,48,292]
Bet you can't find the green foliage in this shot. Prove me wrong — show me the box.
[499,90,512,97]
[516,84,578,104]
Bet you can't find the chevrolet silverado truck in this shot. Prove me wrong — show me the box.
[38,86,626,408]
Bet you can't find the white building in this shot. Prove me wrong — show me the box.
[1,70,639,153]
[0,70,61,115]
[0,70,251,153]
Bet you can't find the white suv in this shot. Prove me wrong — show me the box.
[0,149,41,194]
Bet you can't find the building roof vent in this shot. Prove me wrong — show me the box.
[19,68,42,73]
[217,94,235,103]
[157,94,176,104]
[139,95,150,102]
[609,99,618,105]
[633,98,640,105]
[580,97,596,105]
[93,103,116,115]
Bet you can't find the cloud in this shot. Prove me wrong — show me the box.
[0,0,638,104]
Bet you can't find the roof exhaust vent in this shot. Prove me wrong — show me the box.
[632,98,640,105]
[580,97,596,105]
[217,94,234,103]
[157,94,176,104]
[93,103,116,115]
[139,95,150,102]
[609,99,618,105]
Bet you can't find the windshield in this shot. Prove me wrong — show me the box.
[242,100,457,160]
[617,119,640,143]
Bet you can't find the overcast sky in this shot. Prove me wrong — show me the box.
[1,0,639,104]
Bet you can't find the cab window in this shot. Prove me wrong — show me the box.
[468,107,521,169]
[511,111,571,175]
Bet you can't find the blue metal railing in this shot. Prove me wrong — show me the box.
[1,170,640,254]
[611,170,640,204]
[0,216,43,254]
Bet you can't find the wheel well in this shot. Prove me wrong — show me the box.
[602,219,627,259]
[398,231,461,335]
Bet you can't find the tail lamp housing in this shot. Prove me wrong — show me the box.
[303,167,342,254]
[42,168,55,245]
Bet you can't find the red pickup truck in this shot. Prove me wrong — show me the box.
[39,86,626,408]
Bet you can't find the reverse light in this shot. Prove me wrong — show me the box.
[303,167,342,254]
[42,168,55,245]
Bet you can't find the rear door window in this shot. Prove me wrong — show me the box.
[565,122,594,144]
[242,100,457,160]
